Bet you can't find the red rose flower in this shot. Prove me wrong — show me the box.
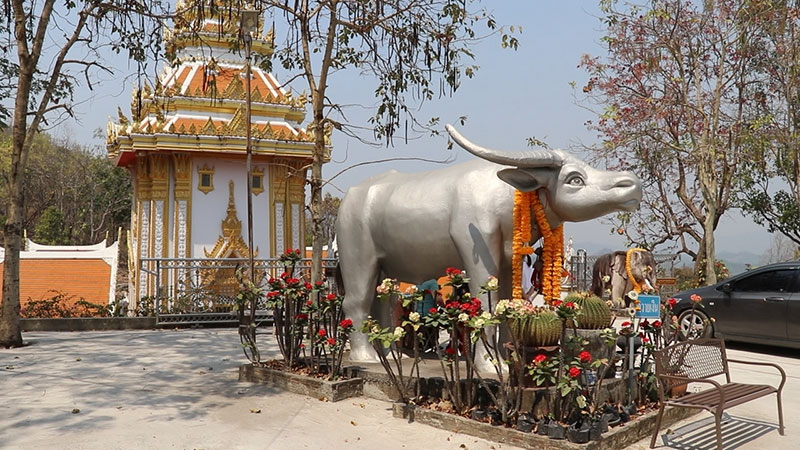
[296,313,308,320]
[304,282,313,290]
[327,337,337,346]
[445,267,461,276]
[326,293,337,301]
[445,347,457,355]
[305,300,313,307]
[642,336,650,343]
[667,298,677,308]
[653,320,662,328]
[565,302,576,309]
[318,329,327,337]
[569,367,581,378]
[621,321,631,327]
[552,300,563,307]
[339,319,353,328]
[578,351,592,363]
[429,307,438,315]
[533,354,548,365]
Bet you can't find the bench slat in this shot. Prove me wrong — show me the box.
[669,383,776,409]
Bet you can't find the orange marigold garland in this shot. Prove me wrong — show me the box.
[512,190,564,304]
[512,190,534,300]
[625,247,647,293]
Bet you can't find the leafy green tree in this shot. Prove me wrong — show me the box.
[0,0,172,347]
[33,206,69,245]
[736,2,800,246]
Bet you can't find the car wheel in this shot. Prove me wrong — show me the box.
[678,309,713,340]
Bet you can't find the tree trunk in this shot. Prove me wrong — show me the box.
[0,189,24,347]
[309,95,325,285]
[0,54,30,347]
[702,208,717,286]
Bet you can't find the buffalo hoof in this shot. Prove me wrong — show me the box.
[347,346,382,364]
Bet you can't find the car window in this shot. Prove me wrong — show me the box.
[733,269,799,293]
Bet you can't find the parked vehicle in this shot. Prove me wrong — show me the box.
[669,261,800,348]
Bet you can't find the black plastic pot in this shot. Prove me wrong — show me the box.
[547,422,567,440]
[589,417,607,441]
[488,410,502,425]
[602,411,621,427]
[536,418,550,436]
[567,422,590,444]
[623,404,638,419]
[516,415,535,433]
[471,409,488,421]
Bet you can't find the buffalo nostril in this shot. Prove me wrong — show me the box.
[614,178,635,189]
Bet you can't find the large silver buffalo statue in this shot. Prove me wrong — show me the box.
[337,125,643,363]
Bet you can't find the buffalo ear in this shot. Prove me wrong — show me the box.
[497,168,547,192]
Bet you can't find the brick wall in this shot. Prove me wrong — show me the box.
[0,259,112,309]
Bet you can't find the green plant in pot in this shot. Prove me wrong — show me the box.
[501,299,562,347]
[561,292,611,330]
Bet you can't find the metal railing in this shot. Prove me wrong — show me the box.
[139,257,338,324]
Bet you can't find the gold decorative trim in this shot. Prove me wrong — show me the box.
[197,164,215,194]
[204,180,257,259]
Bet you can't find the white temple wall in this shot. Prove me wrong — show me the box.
[190,156,271,258]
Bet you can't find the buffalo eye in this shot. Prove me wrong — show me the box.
[566,175,585,186]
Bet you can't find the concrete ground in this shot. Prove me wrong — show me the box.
[1,329,796,450]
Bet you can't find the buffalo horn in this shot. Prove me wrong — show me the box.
[446,124,563,168]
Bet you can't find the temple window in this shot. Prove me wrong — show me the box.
[197,164,215,194]
[251,167,264,195]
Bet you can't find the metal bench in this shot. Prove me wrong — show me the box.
[650,338,785,450]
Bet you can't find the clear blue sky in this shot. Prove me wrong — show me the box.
[52,2,773,262]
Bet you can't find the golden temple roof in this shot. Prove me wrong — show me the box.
[106,3,329,167]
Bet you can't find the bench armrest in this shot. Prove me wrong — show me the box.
[727,358,787,392]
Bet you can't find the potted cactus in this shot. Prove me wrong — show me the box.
[573,294,612,330]
[506,304,562,347]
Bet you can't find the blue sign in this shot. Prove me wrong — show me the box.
[635,295,661,319]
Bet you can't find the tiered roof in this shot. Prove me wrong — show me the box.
[107,2,325,166]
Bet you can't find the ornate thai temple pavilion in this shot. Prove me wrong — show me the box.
[107,2,324,308]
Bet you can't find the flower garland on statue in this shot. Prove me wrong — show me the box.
[625,247,647,293]
[512,190,564,304]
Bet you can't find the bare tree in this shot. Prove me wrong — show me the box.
[579,0,769,285]
[255,0,517,284]
[0,0,172,347]
[760,233,800,264]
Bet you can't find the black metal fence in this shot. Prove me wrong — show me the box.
[139,257,338,325]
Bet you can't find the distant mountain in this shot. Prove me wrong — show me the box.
[716,250,761,276]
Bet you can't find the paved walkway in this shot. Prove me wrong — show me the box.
[1,329,795,449]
